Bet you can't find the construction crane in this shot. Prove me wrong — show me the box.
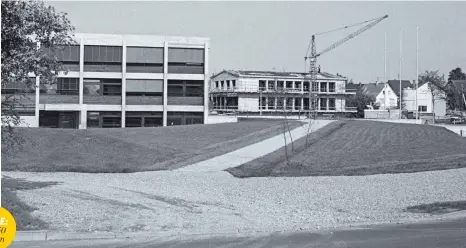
[304,15,389,118]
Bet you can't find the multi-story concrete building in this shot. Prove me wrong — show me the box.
[1,33,210,128]
[209,70,357,115]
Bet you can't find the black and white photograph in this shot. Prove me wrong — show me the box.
[1,1,466,247]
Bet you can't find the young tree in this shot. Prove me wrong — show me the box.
[1,1,75,150]
[346,90,375,118]
[418,70,448,124]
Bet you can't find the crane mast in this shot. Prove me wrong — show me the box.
[305,15,388,118]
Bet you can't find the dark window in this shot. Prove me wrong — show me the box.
[320,98,327,110]
[268,81,275,90]
[329,82,336,92]
[87,112,100,128]
[232,80,236,88]
[167,112,203,125]
[277,81,284,90]
[267,98,275,109]
[295,81,302,89]
[320,82,328,92]
[186,85,203,96]
[125,117,142,127]
[221,81,225,88]
[259,80,266,90]
[102,117,121,128]
[126,92,162,97]
[56,78,79,95]
[167,85,184,97]
[303,98,310,110]
[304,81,310,92]
[286,81,293,88]
[126,47,164,73]
[84,46,122,72]
[83,79,121,96]
[259,97,267,109]
[144,117,162,127]
[418,105,427,112]
[167,48,204,74]
[215,81,219,88]
[329,98,336,110]
[167,80,204,97]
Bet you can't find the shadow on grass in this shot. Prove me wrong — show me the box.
[1,176,59,230]
[406,201,466,215]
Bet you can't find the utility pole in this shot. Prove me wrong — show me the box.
[415,26,419,120]
[399,29,403,120]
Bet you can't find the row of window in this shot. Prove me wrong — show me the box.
[257,97,336,108]
[214,80,237,89]
[44,45,205,74]
[87,111,204,128]
[257,80,336,92]
[14,79,205,97]
[36,111,204,128]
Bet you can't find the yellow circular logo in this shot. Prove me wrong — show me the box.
[0,207,16,248]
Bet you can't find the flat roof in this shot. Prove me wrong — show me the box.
[74,33,210,47]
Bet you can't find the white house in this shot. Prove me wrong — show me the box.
[361,80,412,110]
[402,82,446,117]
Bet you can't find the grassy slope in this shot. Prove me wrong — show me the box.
[1,177,58,230]
[228,120,466,177]
[2,120,301,173]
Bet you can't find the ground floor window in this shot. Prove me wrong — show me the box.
[167,112,203,126]
[39,111,79,129]
[125,112,163,128]
[87,111,121,128]
[418,105,427,112]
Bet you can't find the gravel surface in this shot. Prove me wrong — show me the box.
[4,168,466,235]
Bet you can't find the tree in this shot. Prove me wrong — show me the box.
[346,90,375,118]
[448,67,466,82]
[1,1,75,150]
[418,70,448,124]
[446,67,466,111]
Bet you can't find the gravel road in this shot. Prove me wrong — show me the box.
[4,168,466,235]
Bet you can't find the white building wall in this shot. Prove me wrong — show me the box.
[402,83,446,116]
[335,98,345,111]
[238,78,259,92]
[376,84,398,109]
[238,95,259,112]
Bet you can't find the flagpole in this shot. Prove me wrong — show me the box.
[416,26,419,120]
[384,32,387,110]
[399,29,403,120]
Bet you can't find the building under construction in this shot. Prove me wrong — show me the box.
[209,70,357,116]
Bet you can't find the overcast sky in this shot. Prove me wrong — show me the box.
[49,1,466,83]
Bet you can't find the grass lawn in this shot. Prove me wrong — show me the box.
[2,119,301,173]
[406,201,466,215]
[227,120,466,177]
[1,177,58,230]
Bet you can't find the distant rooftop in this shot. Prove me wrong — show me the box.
[212,70,346,80]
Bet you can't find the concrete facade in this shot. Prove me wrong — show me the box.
[5,33,210,129]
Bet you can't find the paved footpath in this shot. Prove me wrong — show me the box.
[177,120,334,172]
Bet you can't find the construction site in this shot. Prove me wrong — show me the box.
[209,15,389,118]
